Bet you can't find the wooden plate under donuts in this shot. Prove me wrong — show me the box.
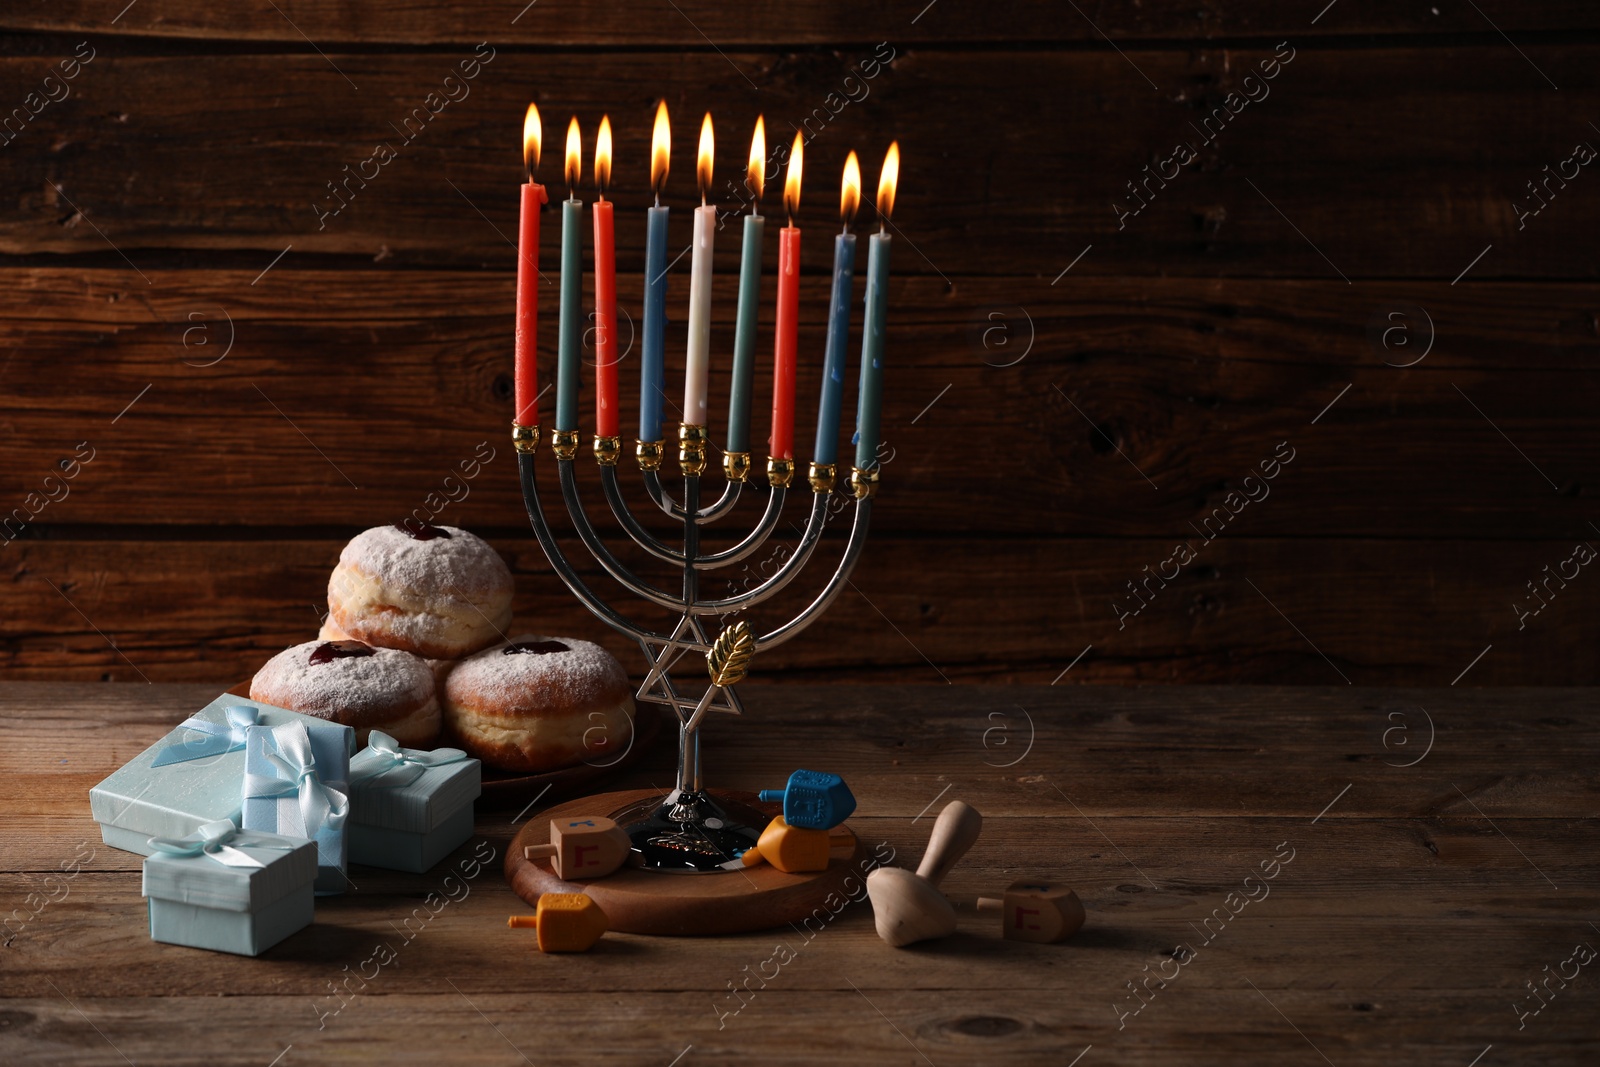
[506,788,869,936]
[225,681,663,805]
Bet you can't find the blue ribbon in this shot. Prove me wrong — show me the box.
[350,731,469,790]
[242,722,349,841]
[147,819,295,869]
[150,705,262,767]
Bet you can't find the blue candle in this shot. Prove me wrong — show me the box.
[555,197,583,432]
[814,231,856,465]
[854,144,898,471]
[727,212,765,455]
[641,205,668,443]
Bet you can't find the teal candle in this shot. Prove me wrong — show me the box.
[814,231,856,465]
[726,212,765,455]
[556,197,583,432]
[853,231,890,470]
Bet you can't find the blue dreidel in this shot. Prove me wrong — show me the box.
[757,769,856,831]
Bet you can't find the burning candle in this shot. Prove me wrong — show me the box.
[592,115,619,450]
[769,131,803,481]
[725,116,766,479]
[514,103,548,430]
[814,151,859,473]
[555,117,583,439]
[640,101,670,452]
[854,142,899,476]
[683,112,716,430]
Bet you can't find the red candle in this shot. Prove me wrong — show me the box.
[592,115,618,438]
[515,103,548,428]
[770,132,804,460]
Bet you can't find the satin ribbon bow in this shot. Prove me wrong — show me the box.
[350,731,469,790]
[147,819,294,869]
[243,722,349,840]
[150,704,262,767]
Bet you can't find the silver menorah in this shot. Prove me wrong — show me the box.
[513,421,877,871]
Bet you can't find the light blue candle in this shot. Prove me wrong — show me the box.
[640,205,669,442]
[853,231,890,470]
[555,197,583,433]
[814,231,856,465]
[726,212,765,455]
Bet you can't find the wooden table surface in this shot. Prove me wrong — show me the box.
[2,682,1596,1065]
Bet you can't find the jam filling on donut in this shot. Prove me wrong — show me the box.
[393,519,453,541]
[309,640,377,664]
[503,640,569,656]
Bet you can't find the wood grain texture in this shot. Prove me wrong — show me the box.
[0,683,1594,1064]
[5,2,1600,45]
[1,533,1594,686]
[0,45,1596,276]
[0,270,1593,538]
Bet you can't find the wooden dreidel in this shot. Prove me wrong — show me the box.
[976,880,1086,943]
[730,819,855,873]
[507,893,608,953]
[866,800,983,947]
[522,816,633,880]
[757,769,856,830]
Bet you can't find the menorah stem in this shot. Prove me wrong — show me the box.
[676,470,703,798]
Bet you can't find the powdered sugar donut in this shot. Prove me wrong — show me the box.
[250,639,440,748]
[443,635,634,773]
[322,615,456,689]
[328,523,513,659]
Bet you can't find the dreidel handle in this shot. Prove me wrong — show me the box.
[523,844,557,861]
[915,801,983,888]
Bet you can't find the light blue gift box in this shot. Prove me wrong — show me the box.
[348,731,481,874]
[89,695,356,857]
[242,720,353,897]
[142,819,317,957]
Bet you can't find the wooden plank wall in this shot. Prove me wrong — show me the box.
[1,4,1596,686]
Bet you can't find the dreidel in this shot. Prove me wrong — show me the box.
[866,800,983,947]
[976,880,1086,943]
[507,893,609,952]
[522,816,634,880]
[757,769,856,830]
[729,819,857,873]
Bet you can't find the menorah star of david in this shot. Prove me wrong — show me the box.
[514,421,878,871]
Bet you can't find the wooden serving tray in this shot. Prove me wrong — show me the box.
[506,788,870,936]
[225,681,663,805]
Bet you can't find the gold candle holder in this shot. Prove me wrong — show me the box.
[593,435,622,466]
[807,462,836,494]
[636,439,664,471]
[724,451,751,482]
[767,456,795,488]
[512,423,541,454]
[849,465,879,499]
[550,428,580,461]
[678,424,708,476]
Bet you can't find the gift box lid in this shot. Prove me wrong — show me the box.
[348,734,481,834]
[90,695,356,843]
[141,822,317,912]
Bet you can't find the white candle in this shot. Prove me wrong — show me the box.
[683,203,715,425]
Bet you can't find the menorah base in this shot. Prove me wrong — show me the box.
[505,788,869,935]
[605,789,763,871]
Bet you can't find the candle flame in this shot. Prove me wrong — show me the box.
[522,103,542,177]
[876,141,900,226]
[747,115,766,202]
[783,131,804,222]
[564,117,582,194]
[595,115,613,195]
[651,100,670,199]
[840,150,861,227]
[697,112,714,201]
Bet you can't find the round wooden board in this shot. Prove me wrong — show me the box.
[225,681,663,805]
[505,788,869,936]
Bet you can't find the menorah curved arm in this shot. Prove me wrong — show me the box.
[754,498,873,649]
[517,452,674,645]
[599,465,686,565]
[692,484,787,571]
[641,469,742,522]
[556,459,688,613]
[691,490,832,614]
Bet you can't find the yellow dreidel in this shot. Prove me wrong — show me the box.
[522,816,634,880]
[976,880,1086,943]
[507,893,609,953]
[731,818,856,873]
